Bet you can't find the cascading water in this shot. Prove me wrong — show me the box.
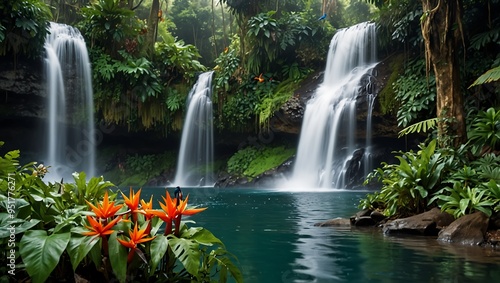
[174,71,215,186]
[288,22,377,189]
[45,22,95,180]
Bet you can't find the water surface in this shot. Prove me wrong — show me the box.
[140,187,500,283]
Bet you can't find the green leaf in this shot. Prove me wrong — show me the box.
[108,232,128,283]
[168,235,201,277]
[66,235,99,271]
[0,213,40,238]
[187,227,224,247]
[19,231,71,283]
[149,234,169,275]
[88,237,103,269]
[459,198,470,216]
[208,248,244,283]
[469,65,500,87]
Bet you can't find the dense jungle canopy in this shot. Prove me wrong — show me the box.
[1,0,499,140]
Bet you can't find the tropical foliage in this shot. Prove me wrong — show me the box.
[0,0,51,58]
[0,143,242,282]
[227,145,295,179]
[362,110,500,218]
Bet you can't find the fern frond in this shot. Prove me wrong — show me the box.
[469,66,500,88]
[398,118,438,137]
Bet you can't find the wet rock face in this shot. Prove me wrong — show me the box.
[344,148,366,188]
[0,58,45,119]
[382,208,455,236]
[271,59,400,139]
[438,211,490,245]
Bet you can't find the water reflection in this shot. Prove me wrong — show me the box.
[138,187,500,283]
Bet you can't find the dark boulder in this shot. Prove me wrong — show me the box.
[438,211,489,245]
[383,207,454,236]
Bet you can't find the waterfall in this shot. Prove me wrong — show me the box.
[288,22,377,189]
[174,71,215,187]
[44,22,95,180]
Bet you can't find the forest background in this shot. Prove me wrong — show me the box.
[0,0,499,188]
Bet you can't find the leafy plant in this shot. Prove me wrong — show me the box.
[467,107,500,155]
[281,62,310,82]
[430,182,495,218]
[227,146,259,176]
[78,0,138,55]
[256,79,301,128]
[244,146,295,178]
[63,172,115,205]
[362,140,447,217]
[116,52,162,101]
[154,39,206,85]
[393,58,436,127]
[246,11,279,73]
[0,0,51,58]
[398,117,438,137]
[214,35,241,96]
[0,143,242,282]
[77,188,243,282]
[226,145,295,179]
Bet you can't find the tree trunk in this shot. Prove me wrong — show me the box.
[145,0,160,57]
[420,0,466,147]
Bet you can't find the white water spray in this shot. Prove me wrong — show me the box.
[288,22,377,189]
[45,22,95,180]
[174,71,215,186]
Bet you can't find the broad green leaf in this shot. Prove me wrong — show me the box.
[19,230,70,283]
[209,249,244,283]
[188,227,224,247]
[0,216,40,238]
[108,232,128,283]
[88,237,103,269]
[149,234,169,275]
[66,235,99,270]
[168,235,201,277]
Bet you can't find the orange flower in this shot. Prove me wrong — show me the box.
[173,194,207,236]
[121,188,142,211]
[254,73,264,83]
[176,194,207,216]
[148,191,206,235]
[86,191,123,219]
[117,223,155,249]
[147,192,178,223]
[139,195,155,220]
[149,190,207,235]
[82,215,121,237]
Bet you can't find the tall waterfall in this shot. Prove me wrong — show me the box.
[289,22,377,189]
[174,71,215,187]
[45,22,95,180]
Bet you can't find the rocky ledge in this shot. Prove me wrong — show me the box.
[315,207,500,248]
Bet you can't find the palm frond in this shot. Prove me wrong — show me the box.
[398,118,438,137]
[469,66,500,88]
